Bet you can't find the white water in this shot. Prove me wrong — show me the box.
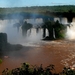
[0,18,75,45]
[0,19,48,45]
[54,17,68,24]
[65,22,75,40]
[1,18,75,73]
[63,18,75,40]
[54,17,75,40]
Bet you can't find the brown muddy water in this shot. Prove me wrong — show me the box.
[0,40,75,74]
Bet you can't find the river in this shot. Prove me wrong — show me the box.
[0,18,75,74]
[0,40,75,74]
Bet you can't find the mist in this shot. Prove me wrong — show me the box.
[65,22,75,40]
[0,18,45,46]
[1,16,75,46]
[54,17,75,40]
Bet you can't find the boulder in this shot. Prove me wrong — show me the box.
[0,33,7,50]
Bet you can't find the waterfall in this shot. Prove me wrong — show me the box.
[53,28,55,39]
[54,17,68,24]
[0,19,44,44]
[27,28,43,41]
[65,22,75,40]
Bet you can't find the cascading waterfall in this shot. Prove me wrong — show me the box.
[26,28,49,41]
[65,22,75,40]
[64,17,75,40]
[1,17,75,45]
[0,19,23,44]
[54,17,75,40]
[0,19,45,45]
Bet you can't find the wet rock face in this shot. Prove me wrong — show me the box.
[0,33,7,50]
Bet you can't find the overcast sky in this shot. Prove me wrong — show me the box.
[0,0,75,7]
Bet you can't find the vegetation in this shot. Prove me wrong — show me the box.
[2,63,75,75]
[0,59,2,64]
[21,21,32,37]
[42,20,65,40]
[0,5,75,14]
[53,21,65,39]
[1,63,58,75]
[0,5,75,19]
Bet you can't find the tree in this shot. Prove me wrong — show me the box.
[42,21,54,40]
[21,21,32,37]
[53,20,65,39]
[42,20,65,40]
[13,23,21,32]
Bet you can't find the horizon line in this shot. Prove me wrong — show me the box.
[0,4,75,8]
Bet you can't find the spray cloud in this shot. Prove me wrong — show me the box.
[65,22,75,40]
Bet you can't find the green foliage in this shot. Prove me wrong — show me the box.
[60,67,75,75]
[2,63,75,75]
[2,63,57,75]
[54,20,65,39]
[21,21,32,37]
[0,59,2,64]
[42,20,65,40]
[0,5,75,14]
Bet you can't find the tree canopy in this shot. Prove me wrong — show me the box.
[0,5,75,14]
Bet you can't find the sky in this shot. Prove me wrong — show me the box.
[0,0,75,7]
